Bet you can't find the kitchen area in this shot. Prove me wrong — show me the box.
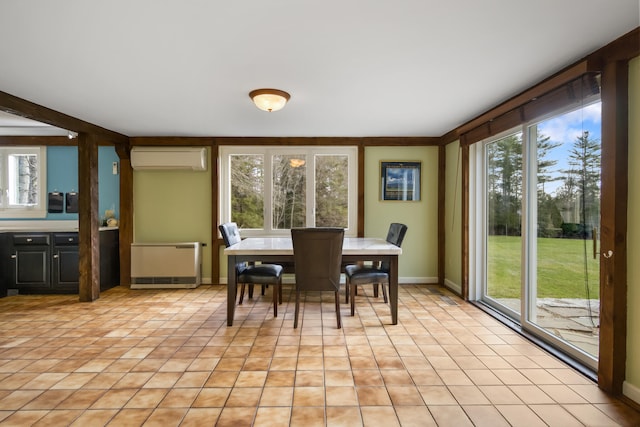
[0,111,121,297]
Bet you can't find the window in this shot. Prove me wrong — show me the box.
[219,146,357,236]
[0,147,47,218]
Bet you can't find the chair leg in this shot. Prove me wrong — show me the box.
[350,281,356,316]
[238,283,246,304]
[248,284,254,299]
[294,291,301,328]
[382,283,388,303]
[272,282,278,317]
[335,290,342,329]
[261,285,266,296]
[278,282,283,304]
[373,283,379,298]
[345,280,349,304]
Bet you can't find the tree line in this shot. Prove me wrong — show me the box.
[487,130,601,239]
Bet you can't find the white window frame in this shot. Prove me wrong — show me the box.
[219,145,358,237]
[0,146,47,219]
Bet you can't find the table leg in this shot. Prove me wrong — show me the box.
[389,255,398,325]
[227,255,237,326]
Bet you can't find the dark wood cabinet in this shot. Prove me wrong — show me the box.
[52,233,80,292]
[3,229,119,295]
[11,234,51,292]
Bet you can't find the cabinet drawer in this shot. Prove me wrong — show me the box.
[53,233,79,245]
[13,234,50,245]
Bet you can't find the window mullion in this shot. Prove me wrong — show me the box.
[307,152,315,227]
[264,150,274,233]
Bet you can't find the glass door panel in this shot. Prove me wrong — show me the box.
[526,104,601,363]
[484,131,523,318]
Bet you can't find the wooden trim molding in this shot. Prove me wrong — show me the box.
[211,143,220,284]
[438,145,446,285]
[357,144,365,237]
[460,143,469,300]
[598,59,629,395]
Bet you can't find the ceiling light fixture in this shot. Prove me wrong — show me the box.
[249,88,290,112]
[67,131,78,139]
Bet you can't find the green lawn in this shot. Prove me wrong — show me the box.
[487,235,600,299]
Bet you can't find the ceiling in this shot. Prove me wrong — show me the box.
[0,1,638,138]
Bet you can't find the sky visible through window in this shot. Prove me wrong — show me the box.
[537,101,601,195]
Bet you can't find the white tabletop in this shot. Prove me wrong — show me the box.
[224,237,401,256]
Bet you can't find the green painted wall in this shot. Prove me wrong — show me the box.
[364,146,438,282]
[444,140,462,291]
[132,149,212,280]
[626,55,640,399]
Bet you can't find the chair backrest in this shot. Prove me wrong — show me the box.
[219,222,242,248]
[291,228,344,292]
[381,223,408,271]
[386,223,408,247]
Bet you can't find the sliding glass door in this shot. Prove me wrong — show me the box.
[480,100,601,368]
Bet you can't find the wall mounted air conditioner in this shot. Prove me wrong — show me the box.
[130,146,207,171]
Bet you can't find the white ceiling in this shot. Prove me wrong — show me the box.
[0,1,638,138]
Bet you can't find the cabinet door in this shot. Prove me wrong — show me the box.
[52,247,79,292]
[13,246,50,291]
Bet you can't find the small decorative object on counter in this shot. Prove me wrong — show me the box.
[102,209,117,227]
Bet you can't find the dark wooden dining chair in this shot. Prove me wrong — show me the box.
[219,222,283,317]
[344,223,407,316]
[291,227,344,329]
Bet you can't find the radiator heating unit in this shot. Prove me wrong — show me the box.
[131,242,202,289]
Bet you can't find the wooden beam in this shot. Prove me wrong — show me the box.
[598,59,629,395]
[588,27,640,67]
[0,136,75,146]
[438,145,446,285]
[0,91,128,145]
[442,28,639,146]
[457,61,590,136]
[78,133,101,302]
[130,136,214,146]
[212,137,440,146]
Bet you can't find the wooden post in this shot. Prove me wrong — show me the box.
[438,144,446,286]
[598,60,629,395]
[117,148,133,288]
[78,133,101,301]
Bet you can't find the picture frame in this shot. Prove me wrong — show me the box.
[380,161,421,201]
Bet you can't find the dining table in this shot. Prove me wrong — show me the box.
[224,236,402,326]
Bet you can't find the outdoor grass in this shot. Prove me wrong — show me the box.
[487,235,600,299]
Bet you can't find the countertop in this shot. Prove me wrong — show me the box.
[0,220,118,233]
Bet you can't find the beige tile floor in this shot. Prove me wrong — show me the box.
[0,284,639,426]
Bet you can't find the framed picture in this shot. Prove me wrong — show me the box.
[380,161,421,201]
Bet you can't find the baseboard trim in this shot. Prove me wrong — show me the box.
[623,381,640,406]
